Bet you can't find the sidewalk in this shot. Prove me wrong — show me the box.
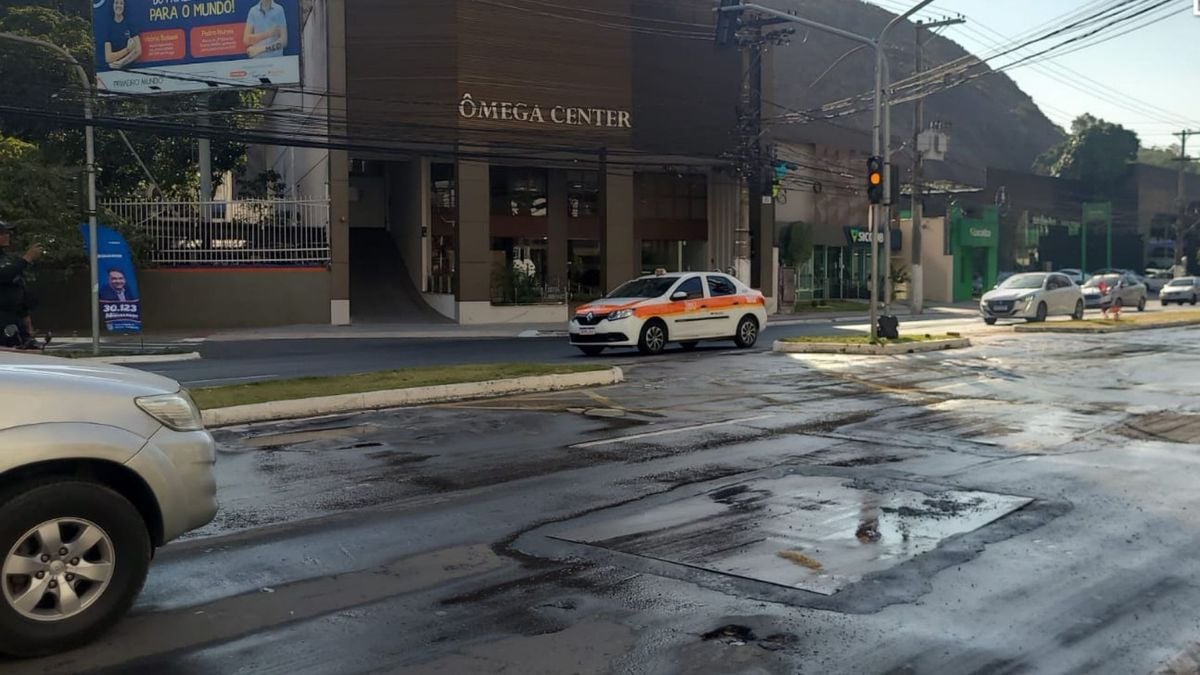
[44,302,982,347]
[771,302,978,326]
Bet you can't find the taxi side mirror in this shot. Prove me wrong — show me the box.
[671,291,688,301]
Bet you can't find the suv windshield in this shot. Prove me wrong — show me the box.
[606,277,677,299]
[998,273,1046,290]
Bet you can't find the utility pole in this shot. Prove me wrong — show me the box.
[910,16,964,314]
[0,33,100,355]
[1175,129,1198,275]
[718,0,936,340]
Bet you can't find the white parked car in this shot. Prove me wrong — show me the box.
[1160,277,1200,306]
[569,271,768,355]
[980,272,1084,325]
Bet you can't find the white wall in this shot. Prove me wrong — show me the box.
[258,0,330,199]
[457,302,567,325]
[899,216,953,304]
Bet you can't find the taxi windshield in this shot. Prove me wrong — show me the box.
[606,277,677,299]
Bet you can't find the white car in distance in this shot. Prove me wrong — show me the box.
[980,272,1084,325]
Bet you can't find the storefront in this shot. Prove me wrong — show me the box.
[796,226,901,301]
[949,206,999,302]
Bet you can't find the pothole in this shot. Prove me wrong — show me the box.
[1120,412,1200,444]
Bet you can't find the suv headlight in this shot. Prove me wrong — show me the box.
[136,391,204,431]
[607,309,634,321]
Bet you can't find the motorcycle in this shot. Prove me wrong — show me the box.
[1,322,51,351]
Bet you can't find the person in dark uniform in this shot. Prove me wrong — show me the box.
[0,221,44,347]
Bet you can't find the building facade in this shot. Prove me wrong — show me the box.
[252,0,776,326]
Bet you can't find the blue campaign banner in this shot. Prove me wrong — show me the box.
[92,0,301,94]
[80,224,143,334]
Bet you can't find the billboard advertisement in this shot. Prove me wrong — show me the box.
[80,224,143,333]
[92,0,300,94]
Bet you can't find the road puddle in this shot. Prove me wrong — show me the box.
[556,474,1031,595]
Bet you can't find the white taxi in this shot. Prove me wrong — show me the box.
[569,271,768,356]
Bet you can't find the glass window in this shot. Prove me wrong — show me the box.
[999,273,1047,290]
[608,277,676,299]
[708,275,737,297]
[491,167,548,217]
[566,171,600,218]
[675,276,704,300]
[636,173,707,220]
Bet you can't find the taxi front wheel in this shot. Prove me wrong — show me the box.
[638,321,668,356]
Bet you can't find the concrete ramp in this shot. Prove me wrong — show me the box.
[350,229,451,324]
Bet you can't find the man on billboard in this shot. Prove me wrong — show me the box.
[244,0,288,59]
[99,268,137,303]
[102,0,141,70]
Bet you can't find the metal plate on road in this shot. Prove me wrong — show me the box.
[554,475,1031,595]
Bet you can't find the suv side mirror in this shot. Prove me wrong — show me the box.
[671,291,688,301]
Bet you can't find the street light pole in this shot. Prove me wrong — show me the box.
[719,1,936,339]
[0,33,100,355]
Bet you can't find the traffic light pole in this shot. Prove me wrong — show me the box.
[720,1,935,340]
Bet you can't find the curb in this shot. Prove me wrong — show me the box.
[772,338,971,355]
[1014,319,1200,334]
[77,352,202,365]
[201,367,624,427]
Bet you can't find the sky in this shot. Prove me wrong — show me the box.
[866,0,1200,150]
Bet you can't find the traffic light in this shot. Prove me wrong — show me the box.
[715,0,741,48]
[867,156,884,204]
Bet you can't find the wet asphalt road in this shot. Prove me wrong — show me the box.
[13,324,1200,673]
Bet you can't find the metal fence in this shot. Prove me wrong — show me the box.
[103,198,331,266]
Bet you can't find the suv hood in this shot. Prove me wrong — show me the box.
[0,352,181,396]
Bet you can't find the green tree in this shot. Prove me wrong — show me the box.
[777,221,813,268]
[1138,144,1198,174]
[1034,114,1140,198]
[0,2,255,199]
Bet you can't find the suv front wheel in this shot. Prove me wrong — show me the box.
[0,480,151,658]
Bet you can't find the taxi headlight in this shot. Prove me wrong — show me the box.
[607,309,634,321]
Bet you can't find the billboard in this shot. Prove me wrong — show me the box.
[81,224,143,333]
[92,0,300,94]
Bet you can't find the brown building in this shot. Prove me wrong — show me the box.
[255,0,772,326]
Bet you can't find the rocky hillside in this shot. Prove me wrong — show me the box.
[763,0,1065,187]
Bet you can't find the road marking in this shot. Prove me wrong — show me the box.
[186,374,279,386]
[570,414,774,448]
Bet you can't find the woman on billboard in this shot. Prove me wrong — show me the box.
[103,0,141,70]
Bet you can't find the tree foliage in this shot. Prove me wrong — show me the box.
[1138,144,1197,174]
[1033,114,1140,198]
[0,1,254,200]
[777,222,813,268]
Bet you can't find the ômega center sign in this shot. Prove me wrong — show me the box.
[92,0,300,94]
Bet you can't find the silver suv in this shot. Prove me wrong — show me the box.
[0,352,217,657]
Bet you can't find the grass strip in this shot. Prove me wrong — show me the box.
[191,363,610,410]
